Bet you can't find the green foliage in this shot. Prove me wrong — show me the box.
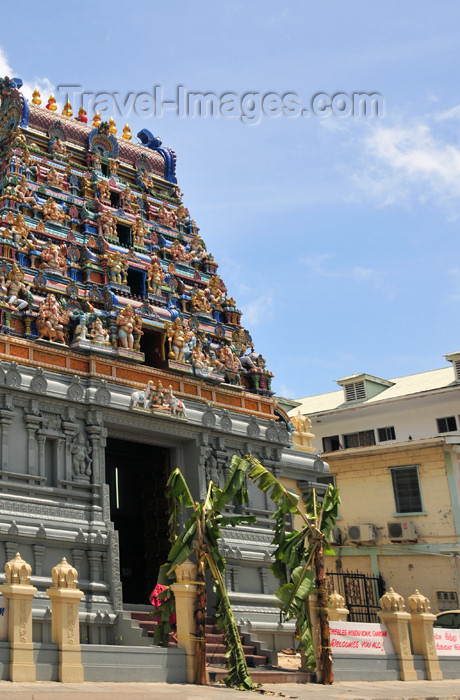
[160,459,255,689]
[242,454,340,672]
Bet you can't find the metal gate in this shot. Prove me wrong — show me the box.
[326,570,385,623]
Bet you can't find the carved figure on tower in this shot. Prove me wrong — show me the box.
[132,215,147,247]
[98,210,117,240]
[36,294,69,343]
[40,241,67,273]
[104,251,128,285]
[146,260,165,295]
[2,262,31,311]
[116,304,142,350]
[42,197,69,222]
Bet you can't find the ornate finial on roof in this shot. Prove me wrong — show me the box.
[92,111,101,128]
[108,116,117,135]
[122,123,132,140]
[62,100,73,117]
[77,106,88,124]
[32,89,41,106]
[46,94,57,111]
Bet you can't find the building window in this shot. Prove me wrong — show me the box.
[344,381,366,402]
[436,416,457,433]
[322,435,341,452]
[378,426,396,442]
[436,590,459,612]
[343,430,375,449]
[390,466,423,514]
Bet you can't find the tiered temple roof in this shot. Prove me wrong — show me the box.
[0,77,275,419]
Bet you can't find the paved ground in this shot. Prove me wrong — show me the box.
[0,680,459,699]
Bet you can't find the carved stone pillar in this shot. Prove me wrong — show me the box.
[87,551,102,582]
[71,550,85,578]
[0,553,37,681]
[379,588,417,681]
[37,435,45,478]
[45,558,84,683]
[5,541,18,562]
[86,411,106,485]
[259,567,269,594]
[408,589,443,681]
[24,401,42,476]
[0,396,15,470]
[232,566,240,592]
[32,545,46,577]
[62,411,78,482]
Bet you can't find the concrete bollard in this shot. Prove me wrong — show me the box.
[408,589,443,681]
[0,552,37,681]
[46,557,84,682]
[378,587,417,681]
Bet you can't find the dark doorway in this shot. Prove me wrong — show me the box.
[105,438,171,605]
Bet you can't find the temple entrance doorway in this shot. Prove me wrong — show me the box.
[105,438,171,606]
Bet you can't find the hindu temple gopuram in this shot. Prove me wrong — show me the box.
[0,76,327,680]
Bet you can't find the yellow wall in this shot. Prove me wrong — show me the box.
[323,440,459,612]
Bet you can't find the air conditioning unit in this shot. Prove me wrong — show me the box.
[388,520,417,542]
[347,523,376,542]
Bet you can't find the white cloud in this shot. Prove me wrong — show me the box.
[299,253,398,300]
[240,294,274,327]
[357,111,460,214]
[0,46,55,106]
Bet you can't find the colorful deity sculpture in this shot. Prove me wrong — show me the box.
[165,316,197,363]
[132,215,147,247]
[157,204,177,228]
[116,305,143,350]
[46,166,63,189]
[98,210,117,240]
[104,251,128,285]
[87,317,110,344]
[42,197,69,222]
[51,137,68,161]
[170,239,191,262]
[36,294,69,343]
[146,260,165,294]
[12,176,37,207]
[40,242,67,273]
[119,185,136,213]
[191,288,213,314]
[96,179,111,203]
[2,262,31,311]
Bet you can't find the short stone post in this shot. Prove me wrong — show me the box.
[46,558,84,682]
[378,587,417,681]
[0,552,37,681]
[327,590,349,622]
[170,559,200,683]
[408,589,443,680]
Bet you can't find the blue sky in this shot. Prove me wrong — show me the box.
[2,1,460,398]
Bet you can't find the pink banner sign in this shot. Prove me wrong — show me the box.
[434,628,460,656]
[330,621,395,656]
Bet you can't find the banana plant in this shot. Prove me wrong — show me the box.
[157,457,257,690]
[241,453,340,685]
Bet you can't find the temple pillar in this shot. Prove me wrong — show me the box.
[0,552,37,681]
[378,588,417,681]
[46,557,84,683]
[171,559,200,683]
[408,589,443,681]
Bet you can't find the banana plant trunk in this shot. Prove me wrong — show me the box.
[314,539,333,685]
[194,537,207,684]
